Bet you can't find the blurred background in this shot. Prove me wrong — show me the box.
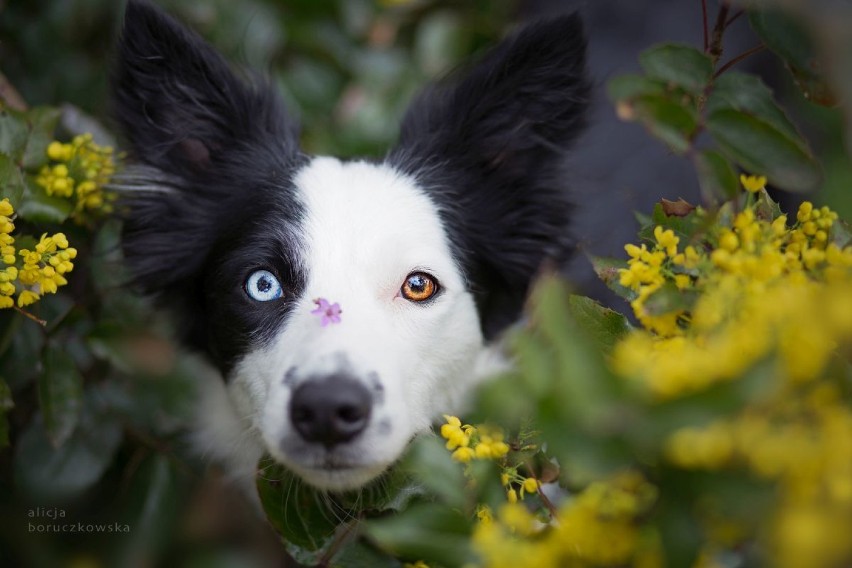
[1,0,850,566]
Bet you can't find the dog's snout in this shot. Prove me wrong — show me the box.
[289,375,372,447]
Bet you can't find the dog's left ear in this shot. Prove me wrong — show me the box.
[389,14,590,338]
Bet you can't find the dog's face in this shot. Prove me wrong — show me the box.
[112,0,588,490]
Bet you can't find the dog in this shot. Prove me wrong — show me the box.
[111,0,588,492]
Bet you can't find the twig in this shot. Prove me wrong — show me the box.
[701,0,709,52]
[14,307,46,327]
[523,462,560,519]
[725,9,745,29]
[713,44,766,78]
[708,4,731,66]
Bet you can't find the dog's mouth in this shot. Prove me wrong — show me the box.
[270,440,395,491]
[286,457,392,491]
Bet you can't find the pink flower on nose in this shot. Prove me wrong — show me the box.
[311,297,342,326]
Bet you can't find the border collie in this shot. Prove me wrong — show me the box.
[111,0,588,491]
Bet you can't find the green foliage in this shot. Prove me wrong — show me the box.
[609,12,825,198]
[3,1,852,567]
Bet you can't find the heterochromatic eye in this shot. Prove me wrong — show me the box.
[401,272,439,302]
[245,270,283,302]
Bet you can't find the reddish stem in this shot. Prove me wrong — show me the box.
[713,44,766,78]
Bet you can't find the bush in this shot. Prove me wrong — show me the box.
[1,1,851,567]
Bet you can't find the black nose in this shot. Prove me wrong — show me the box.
[289,375,372,447]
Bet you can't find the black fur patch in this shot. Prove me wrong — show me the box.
[111,0,307,370]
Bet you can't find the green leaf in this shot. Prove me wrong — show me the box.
[567,295,632,353]
[37,344,84,448]
[642,282,698,316]
[693,149,739,202]
[112,454,182,568]
[332,540,402,568]
[589,256,636,302]
[632,94,698,154]
[22,106,61,169]
[365,503,474,568]
[17,176,73,223]
[0,108,29,161]
[646,202,712,243]
[0,153,26,205]
[748,10,833,106]
[0,377,12,448]
[707,72,805,148]
[256,462,341,559]
[706,108,821,192]
[401,435,466,508]
[14,391,123,501]
[639,43,714,94]
[607,74,668,101]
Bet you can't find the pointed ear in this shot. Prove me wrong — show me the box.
[389,14,590,338]
[110,1,304,353]
[111,0,299,176]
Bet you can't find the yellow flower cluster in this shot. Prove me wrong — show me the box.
[440,415,510,463]
[614,182,852,396]
[666,383,852,568]
[472,472,658,568]
[611,176,852,567]
[36,134,116,216]
[0,199,76,309]
[0,199,18,309]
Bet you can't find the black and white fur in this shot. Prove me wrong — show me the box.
[112,0,589,491]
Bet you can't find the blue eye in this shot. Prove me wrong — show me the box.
[245,270,283,302]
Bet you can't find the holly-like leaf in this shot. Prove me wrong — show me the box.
[14,391,123,501]
[38,344,83,448]
[590,256,637,302]
[707,72,806,148]
[0,108,29,161]
[567,295,632,353]
[365,503,474,568]
[631,94,699,154]
[748,10,833,106]
[607,74,668,103]
[16,176,73,223]
[641,282,698,316]
[706,108,821,193]
[256,463,341,560]
[22,106,61,169]
[639,43,714,94]
[0,153,26,205]
[693,149,739,202]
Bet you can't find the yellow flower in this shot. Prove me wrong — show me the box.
[0,198,13,217]
[654,225,680,257]
[740,173,767,193]
[452,446,475,463]
[522,477,539,495]
[17,290,40,307]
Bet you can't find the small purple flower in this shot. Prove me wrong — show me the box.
[311,297,342,326]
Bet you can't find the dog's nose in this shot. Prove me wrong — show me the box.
[289,375,372,447]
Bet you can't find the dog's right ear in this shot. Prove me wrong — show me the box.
[112,0,299,176]
[111,0,302,351]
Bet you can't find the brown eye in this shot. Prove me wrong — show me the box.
[401,272,439,302]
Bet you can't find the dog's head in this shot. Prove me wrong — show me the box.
[112,0,588,490]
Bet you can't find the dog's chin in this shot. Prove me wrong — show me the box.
[285,460,393,492]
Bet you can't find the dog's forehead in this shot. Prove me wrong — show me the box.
[292,157,458,279]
